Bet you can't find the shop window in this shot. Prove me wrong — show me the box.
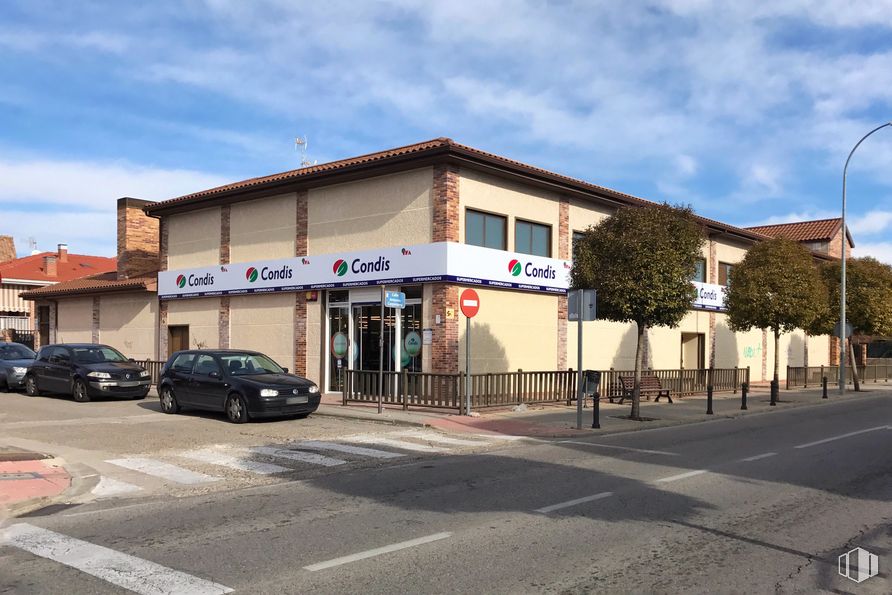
[466,209,506,250]
[693,258,706,283]
[516,219,551,257]
[718,262,734,286]
[402,285,423,300]
[328,290,349,305]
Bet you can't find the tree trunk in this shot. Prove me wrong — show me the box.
[849,338,861,391]
[631,322,645,420]
[773,328,780,384]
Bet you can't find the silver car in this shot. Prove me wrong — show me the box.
[0,342,36,391]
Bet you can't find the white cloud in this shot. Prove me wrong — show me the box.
[848,209,892,236]
[854,241,892,265]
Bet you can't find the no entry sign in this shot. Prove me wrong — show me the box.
[460,289,480,318]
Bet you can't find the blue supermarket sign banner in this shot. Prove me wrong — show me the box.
[158,243,572,299]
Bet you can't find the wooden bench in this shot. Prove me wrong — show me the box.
[615,375,672,404]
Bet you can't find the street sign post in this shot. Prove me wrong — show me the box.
[569,289,597,429]
[460,288,480,415]
[385,291,406,309]
[378,290,406,414]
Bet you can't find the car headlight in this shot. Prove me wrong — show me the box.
[87,372,112,379]
[308,385,319,394]
[12,367,27,374]
[140,370,151,377]
[259,388,279,397]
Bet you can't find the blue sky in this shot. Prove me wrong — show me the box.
[2,1,892,262]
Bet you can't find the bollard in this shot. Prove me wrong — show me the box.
[592,391,600,429]
[822,376,828,399]
[741,383,748,410]
[770,379,778,406]
[706,384,714,415]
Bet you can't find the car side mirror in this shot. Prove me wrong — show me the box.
[282,367,289,374]
[129,358,135,362]
[209,371,221,379]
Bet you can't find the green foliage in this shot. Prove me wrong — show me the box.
[725,238,826,334]
[571,204,705,328]
[810,257,892,337]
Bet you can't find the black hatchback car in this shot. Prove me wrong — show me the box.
[25,344,151,402]
[157,350,320,423]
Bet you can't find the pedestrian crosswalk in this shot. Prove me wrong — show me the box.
[91,430,516,500]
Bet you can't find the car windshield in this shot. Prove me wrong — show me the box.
[0,344,35,360]
[71,346,129,364]
[219,353,285,376]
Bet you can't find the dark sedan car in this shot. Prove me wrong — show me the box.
[24,343,151,402]
[0,342,36,391]
[157,350,320,423]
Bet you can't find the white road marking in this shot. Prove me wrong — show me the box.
[303,532,452,572]
[2,523,233,595]
[794,426,890,449]
[105,457,220,485]
[91,476,142,497]
[180,449,289,475]
[342,435,452,453]
[473,434,528,441]
[393,430,491,446]
[739,452,777,462]
[654,469,708,483]
[561,440,678,456]
[535,491,613,514]
[250,446,346,467]
[298,440,404,459]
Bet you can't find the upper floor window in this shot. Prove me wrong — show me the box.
[718,262,734,286]
[693,258,706,283]
[515,219,551,257]
[466,209,506,250]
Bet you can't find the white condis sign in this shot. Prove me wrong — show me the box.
[692,281,727,312]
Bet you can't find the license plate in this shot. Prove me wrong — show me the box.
[286,396,308,405]
[118,381,142,387]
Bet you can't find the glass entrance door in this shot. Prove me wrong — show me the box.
[352,305,396,373]
[327,306,350,392]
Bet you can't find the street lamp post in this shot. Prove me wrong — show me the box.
[839,121,892,393]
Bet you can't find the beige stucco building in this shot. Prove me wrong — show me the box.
[26,139,837,391]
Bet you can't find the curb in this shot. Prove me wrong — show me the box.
[3,457,91,519]
[312,406,436,428]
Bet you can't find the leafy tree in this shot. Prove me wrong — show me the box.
[572,204,705,420]
[725,238,826,390]
[809,257,892,390]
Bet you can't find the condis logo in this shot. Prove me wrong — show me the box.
[176,274,186,288]
[401,248,412,255]
[246,267,259,283]
[333,259,348,276]
[508,259,522,276]
[301,258,311,265]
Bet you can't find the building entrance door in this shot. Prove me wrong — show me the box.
[169,325,189,353]
[681,333,705,369]
[352,304,396,374]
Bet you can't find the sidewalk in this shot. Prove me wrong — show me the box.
[0,447,70,519]
[320,385,892,438]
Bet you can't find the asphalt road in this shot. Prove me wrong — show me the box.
[2,392,890,594]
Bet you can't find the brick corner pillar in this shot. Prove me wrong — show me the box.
[91,296,100,344]
[829,335,840,366]
[432,164,460,242]
[557,197,570,369]
[432,285,459,373]
[294,293,308,377]
[296,190,308,254]
[158,301,169,361]
[220,204,231,265]
[49,302,57,344]
[218,297,230,349]
[159,219,169,272]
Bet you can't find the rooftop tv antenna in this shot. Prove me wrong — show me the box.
[28,237,39,255]
[295,136,317,168]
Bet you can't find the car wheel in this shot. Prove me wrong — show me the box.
[25,375,40,396]
[0,374,7,392]
[159,386,180,414]
[225,393,249,424]
[72,378,91,402]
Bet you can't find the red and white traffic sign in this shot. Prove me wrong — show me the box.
[460,288,480,318]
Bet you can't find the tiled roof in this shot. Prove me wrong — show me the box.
[143,137,780,246]
[0,252,116,284]
[19,273,156,299]
[746,218,844,243]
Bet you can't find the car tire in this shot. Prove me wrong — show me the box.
[25,375,40,397]
[159,386,180,414]
[225,393,249,424]
[72,378,91,402]
[0,375,7,392]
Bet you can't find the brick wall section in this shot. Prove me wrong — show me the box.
[92,297,100,343]
[49,302,57,344]
[296,190,308,254]
[220,204,231,265]
[432,285,459,373]
[294,294,307,376]
[557,197,570,369]
[159,301,168,361]
[44,255,57,277]
[0,235,15,263]
[432,164,460,242]
[830,336,840,366]
[117,198,159,279]
[219,297,230,349]
[159,219,169,272]
[826,227,849,259]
